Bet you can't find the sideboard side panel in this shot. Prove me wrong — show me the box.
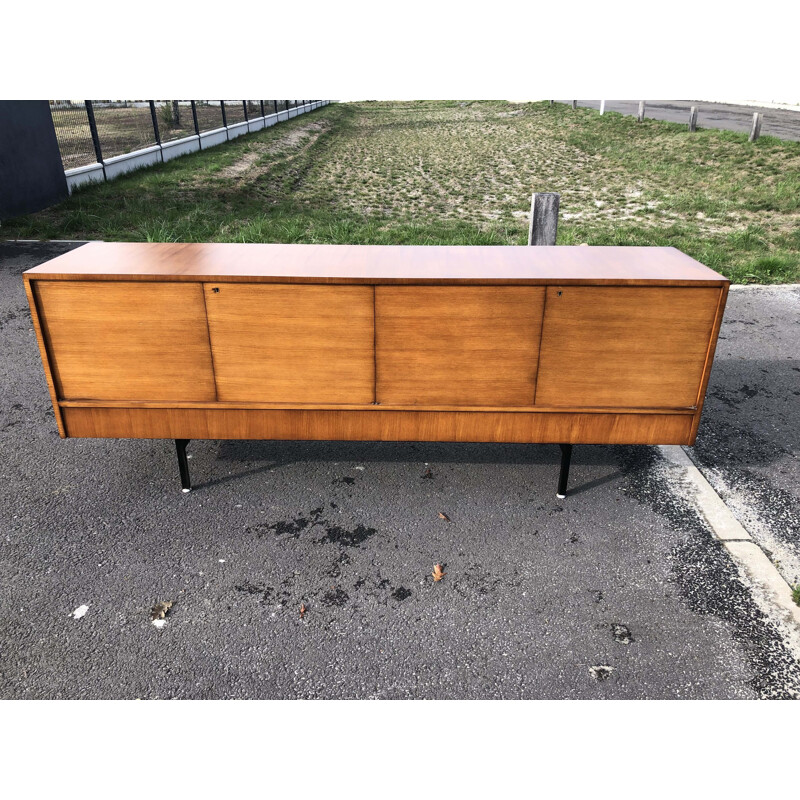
[688,282,730,443]
[23,277,66,437]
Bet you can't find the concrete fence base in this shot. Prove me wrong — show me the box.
[65,101,331,192]
[226,120,249,140]
[162,135,201,162]
[64,162,105,192]
[200,127,228,149]
[102,145,161,181]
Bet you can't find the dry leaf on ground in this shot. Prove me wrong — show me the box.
[438,512,451,522]
[422,468,434,479]
[300,603,307,619]
[150,601,173,621]
[432,564,445,582]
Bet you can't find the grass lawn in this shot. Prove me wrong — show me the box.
[5,101,799,283]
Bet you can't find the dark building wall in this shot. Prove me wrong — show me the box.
[0,101,68,221]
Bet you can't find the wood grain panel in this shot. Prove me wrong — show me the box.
[689,282,730,444]
[24,242,729,286]
[376,286,545,406]
[204,284,374,403]
[23,278,66,437]
[34,281,216,402]
[535,286,721,408]
[62,406,694,445]
[59,399,694,415]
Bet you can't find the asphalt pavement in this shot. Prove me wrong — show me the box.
[1,242,798,699]
[567,100,800,141]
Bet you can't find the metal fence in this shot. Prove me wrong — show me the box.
[49,100,319,171]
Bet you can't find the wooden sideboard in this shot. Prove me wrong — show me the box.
[24,242,729,495]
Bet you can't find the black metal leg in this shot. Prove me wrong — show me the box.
[557,443,573,499]
[175,439,191,493]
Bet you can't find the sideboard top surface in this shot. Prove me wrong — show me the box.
[25,242,728,286]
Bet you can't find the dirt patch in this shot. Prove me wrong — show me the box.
[216,120,331,181]
[218,147,264,178]
[265,120,328,154]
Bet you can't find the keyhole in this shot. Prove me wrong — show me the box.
[557,290,562,297]
[212,287,220,293]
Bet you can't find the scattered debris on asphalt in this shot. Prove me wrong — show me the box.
[611,624,634,645]
[422,468,434,479]
[70,605,89,620]
[300,603,307,619]
[438,512,451,522]
[150,601,173,622]
[432,564,445,582]
[589,665,614,682]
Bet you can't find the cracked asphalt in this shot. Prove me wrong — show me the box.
[1,242,798,699]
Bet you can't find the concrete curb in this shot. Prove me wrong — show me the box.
[660,445,800,630]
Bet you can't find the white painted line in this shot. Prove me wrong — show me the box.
[660,445,800,631]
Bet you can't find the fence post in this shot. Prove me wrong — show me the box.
[149,101,161,144]
[191,101,201,150]
[637,100,645,122]
[528,192,560,246]
[599,100,605,115]
[220,101,229,140]
[749,112,762,142]
[571,100,577,110]
[549,100,554,106]
[688,106,698,132]
[84,100,107,181]
[274,100,279,115]
[242,100,248,122]
[260,100,265,118]
[148,100,164,163]
[85,101,104,164]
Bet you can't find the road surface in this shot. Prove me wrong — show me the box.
[565,100,800,141]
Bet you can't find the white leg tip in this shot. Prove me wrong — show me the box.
[182,488,192,493]
[556,493,566,499]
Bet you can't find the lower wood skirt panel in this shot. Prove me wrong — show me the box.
[62,407,694,445]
